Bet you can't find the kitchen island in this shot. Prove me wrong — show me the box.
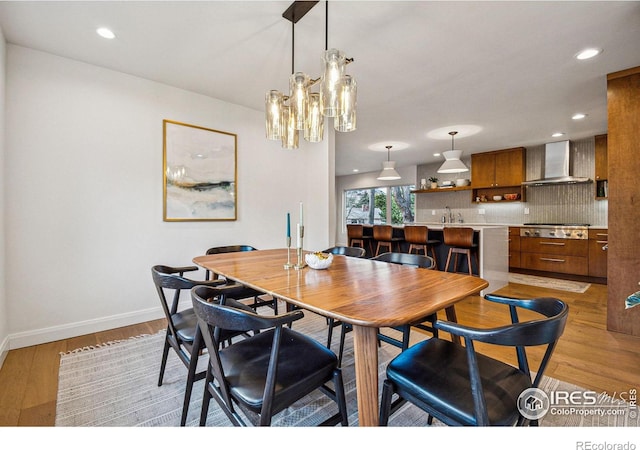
[414,223,508,294]
[358,223,508,294]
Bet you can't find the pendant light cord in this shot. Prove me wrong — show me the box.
[291,20,295,74]
[325,1,329,51]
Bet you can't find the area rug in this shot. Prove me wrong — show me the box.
[508,273,591,293]
[56,312,635,427]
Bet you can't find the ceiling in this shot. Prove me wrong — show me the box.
[1,1,639,176]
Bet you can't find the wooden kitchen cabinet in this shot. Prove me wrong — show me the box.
[519,237,588,276]
[508,227,521,268]
[471,147,525,188]
[588,228,608,278]
[471,147,526,202]
[594,134,608,199]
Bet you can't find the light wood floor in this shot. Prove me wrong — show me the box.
[1,281,639,426]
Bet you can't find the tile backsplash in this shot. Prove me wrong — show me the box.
[416,136,608,227]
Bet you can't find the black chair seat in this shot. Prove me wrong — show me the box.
[221,327,338,414]
[386,338,531,426]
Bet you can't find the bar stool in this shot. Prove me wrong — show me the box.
[373,225,403,256]
[347,224,373,256]
[443,227,478,275]
[404,225,441,270]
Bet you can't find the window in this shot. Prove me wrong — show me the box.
[345,185,415,226]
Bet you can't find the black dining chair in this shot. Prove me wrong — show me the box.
[191,285,349,427]
[151,264,255,426]
[205,245,278,314]
[379,294,569,426]
[371,252,441,350]
[323,246,367,258]
[327,252,438,366]
[323,245,366,358]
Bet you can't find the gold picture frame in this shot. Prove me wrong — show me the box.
[163,120,237,221]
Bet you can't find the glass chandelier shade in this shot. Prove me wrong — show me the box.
[290,72,310,131]
[265,90,284,140]
[320,48,346,118]
[334,75,357,132]
[281,105,299,149]
[304,93,324,142]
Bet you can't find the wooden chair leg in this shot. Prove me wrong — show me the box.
[444,249,453,272]
[428,245,439,270]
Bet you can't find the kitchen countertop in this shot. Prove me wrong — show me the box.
[410,222,608,228]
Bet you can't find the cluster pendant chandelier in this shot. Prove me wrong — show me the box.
[437,131,469,173]
[265,1,357,149]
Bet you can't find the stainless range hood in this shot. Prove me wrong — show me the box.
[522,140,592,186]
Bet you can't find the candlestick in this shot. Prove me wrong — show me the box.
[283,236,293,269]
[294,224,306,270]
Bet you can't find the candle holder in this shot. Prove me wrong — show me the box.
[283,236,294,270]
[294,225,306,270]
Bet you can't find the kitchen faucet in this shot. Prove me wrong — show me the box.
[445,206,453,223]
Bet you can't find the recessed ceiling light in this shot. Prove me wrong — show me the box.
[552,132,565,138]
[572,113,587,120]
[352,169,359,173]
[96,27,116,39]
[433,153,441,157]
[575,48,602,60]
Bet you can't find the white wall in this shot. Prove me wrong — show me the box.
[0,27,8,364]
[4,45,333,349]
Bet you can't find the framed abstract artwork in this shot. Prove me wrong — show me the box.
[163,120,237,221]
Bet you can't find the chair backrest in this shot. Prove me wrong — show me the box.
[323,246,367,258]
[443,227,475,248]
[151,265,204,339]
[440,294,569,388]
[204,245,257,279]
[346,224,363,239]
[372,252,435,269]
[373,225,393,241]
[426,294,568,426]
[206,245,257,255]
[404,225,428,244]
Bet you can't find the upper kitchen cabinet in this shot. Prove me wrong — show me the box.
[471,147,526,202]
[594,134,608,199]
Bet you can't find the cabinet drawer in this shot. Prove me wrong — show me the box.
[588,229,608,241]
[521,253,588,275]
[509,238,520,252]
[520,238,588,257]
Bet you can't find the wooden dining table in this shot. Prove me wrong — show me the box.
[193,248,489,426]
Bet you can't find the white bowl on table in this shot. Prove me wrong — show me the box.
[305,252,334,269]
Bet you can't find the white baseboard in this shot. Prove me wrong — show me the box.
[0,334,9,371]
[8,306,166,350]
